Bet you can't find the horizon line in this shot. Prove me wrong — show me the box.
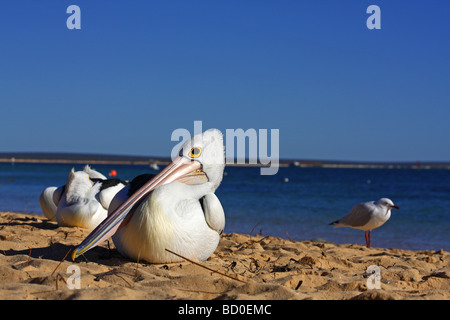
[0,151,449,168]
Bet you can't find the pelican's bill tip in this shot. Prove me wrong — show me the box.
[71,248,79,261]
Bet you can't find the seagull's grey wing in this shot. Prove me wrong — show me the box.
[334,202,374,227]
[200,193,225,234]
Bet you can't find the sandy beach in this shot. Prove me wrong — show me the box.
[0,211,448,300]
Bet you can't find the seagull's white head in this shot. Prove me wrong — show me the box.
[376,198,399,210]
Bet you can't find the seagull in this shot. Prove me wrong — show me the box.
[329,198,399,248]
[39,165,127,230]
[72,129,226,263]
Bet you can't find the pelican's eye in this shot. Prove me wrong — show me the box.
[189,147,202,158]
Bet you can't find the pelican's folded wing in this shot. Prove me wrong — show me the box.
[200,193,225,234]
[97,179,128,210]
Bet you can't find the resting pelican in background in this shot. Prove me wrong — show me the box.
[72,129,225,263]
[39,165,107,221]
[39,165,127,230]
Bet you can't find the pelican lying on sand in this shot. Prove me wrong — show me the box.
[39,165,127,230]
[72,129,226,263]
[330,198,399,248]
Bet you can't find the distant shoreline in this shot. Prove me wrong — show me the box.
[1,152,449,169]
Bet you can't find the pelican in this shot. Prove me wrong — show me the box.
[72,129,225,263]
[329,198,399,248]
[39,165,107,221]
[39,165,127,230]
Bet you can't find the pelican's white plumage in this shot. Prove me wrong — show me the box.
[39,165,127,230]
[111,182,223,263]
[39,186,62,221]
[201,193,225,234]
[73,129,226,263]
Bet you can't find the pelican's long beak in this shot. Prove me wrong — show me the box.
[71,156,204,260]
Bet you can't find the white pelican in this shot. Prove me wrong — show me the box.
[39,165,127,230]
[40,165,107,221]
[72,129,225,263]
[330,198,399,248]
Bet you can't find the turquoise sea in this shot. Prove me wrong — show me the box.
[0,162,449,251]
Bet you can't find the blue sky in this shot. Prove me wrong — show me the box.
[0,1,448,162]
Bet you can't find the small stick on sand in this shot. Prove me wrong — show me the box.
[26,248,32,267]
[165,248,247,284]
[51,248,72,276]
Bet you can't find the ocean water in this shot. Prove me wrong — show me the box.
[0,162,449,251]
